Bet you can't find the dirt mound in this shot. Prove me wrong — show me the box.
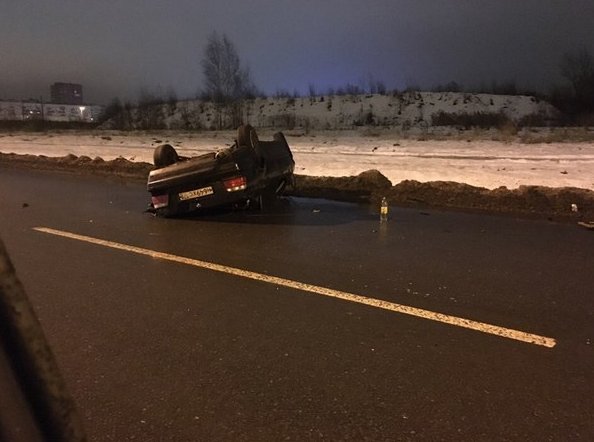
[384,180,594,220]
[292,173,594,220]
[0,152,152,180]
[293,169,392,201]
[1,152,592,221]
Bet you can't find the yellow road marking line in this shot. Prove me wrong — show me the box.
[34,227,556,348]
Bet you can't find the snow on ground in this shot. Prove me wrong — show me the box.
[116,92,557,131]
[0,131,593,191]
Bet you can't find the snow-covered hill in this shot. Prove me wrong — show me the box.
[121,92,558,131]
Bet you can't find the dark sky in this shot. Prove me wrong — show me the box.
[1,0,593,104]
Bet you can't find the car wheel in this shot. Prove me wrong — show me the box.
[273,132,292,158]
[237,124,260,150]
[238,124,266,171]
[273,132,294,179]
[153,144,179,168]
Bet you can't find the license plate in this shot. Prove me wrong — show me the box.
[178,186,214,201]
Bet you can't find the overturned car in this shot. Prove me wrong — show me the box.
[147,125,295,216]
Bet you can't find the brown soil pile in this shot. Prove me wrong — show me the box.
[292,169,392,201]
[386,180,594,220]
[1,152,593,221]
[0,152,152,181]
[293,170,594,221]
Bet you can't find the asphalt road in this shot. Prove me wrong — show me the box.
[1,168,593,441]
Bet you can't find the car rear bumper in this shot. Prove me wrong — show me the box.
[150,181,257,215]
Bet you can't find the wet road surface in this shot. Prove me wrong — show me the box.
[1,168,593,440]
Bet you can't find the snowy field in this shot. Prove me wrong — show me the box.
[1,131,593,191]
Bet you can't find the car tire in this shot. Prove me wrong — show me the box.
[237,124,260,151]
[273,132,294,160]
[238,124,266,172]
[153,144,179,168]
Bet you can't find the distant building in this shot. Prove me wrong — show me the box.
[0,100,104,123]
[50,82,83,105]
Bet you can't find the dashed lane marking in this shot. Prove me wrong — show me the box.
[34,227,556,348]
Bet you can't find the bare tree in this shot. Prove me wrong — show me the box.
[166,86,178,116]
[201,32,257,103]
[136,87,165,130]
[99,98,123,126]
[200,32,260,128]
[365,74,387,95]
[560,48,594,112]
[99,97,134,130]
